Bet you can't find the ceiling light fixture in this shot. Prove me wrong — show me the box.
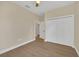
[36,0,40,7]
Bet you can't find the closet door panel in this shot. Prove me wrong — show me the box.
[46,16,74,47]
[46,20,57,42]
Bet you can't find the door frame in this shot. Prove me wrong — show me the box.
[45,15,74,47]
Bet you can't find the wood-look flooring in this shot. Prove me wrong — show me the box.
[0,38,78,57]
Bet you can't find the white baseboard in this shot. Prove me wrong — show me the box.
[74,46,79,56]
[45,40,74,48]
[0,39,35,55]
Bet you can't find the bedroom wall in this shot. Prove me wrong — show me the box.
[0,2,39,50]
[45,4,75,19]
[74,2,79,55]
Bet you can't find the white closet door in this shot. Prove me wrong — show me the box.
[46,20,57,42]
[56,20,65,44]
[46,16,74,47]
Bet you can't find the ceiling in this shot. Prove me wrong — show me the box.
[14,1,75,16]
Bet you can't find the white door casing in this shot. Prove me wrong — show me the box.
[45,15,74,47]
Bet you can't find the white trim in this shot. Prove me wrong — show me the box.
[47,15,74,20]
[74,46,79,56]
[0,39,35,55]
[45,40,74,48]
[46,15,74,47]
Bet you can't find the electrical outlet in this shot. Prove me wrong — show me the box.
[0,48,6,50]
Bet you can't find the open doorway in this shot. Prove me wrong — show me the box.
[35,23,40,40]
[39,22,45,40]
[35,22,45,41]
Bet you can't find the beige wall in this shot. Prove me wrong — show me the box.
[74,2,79,55]
[45,3,79,55]
[0,2,39,49]
[45,4,75,19]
